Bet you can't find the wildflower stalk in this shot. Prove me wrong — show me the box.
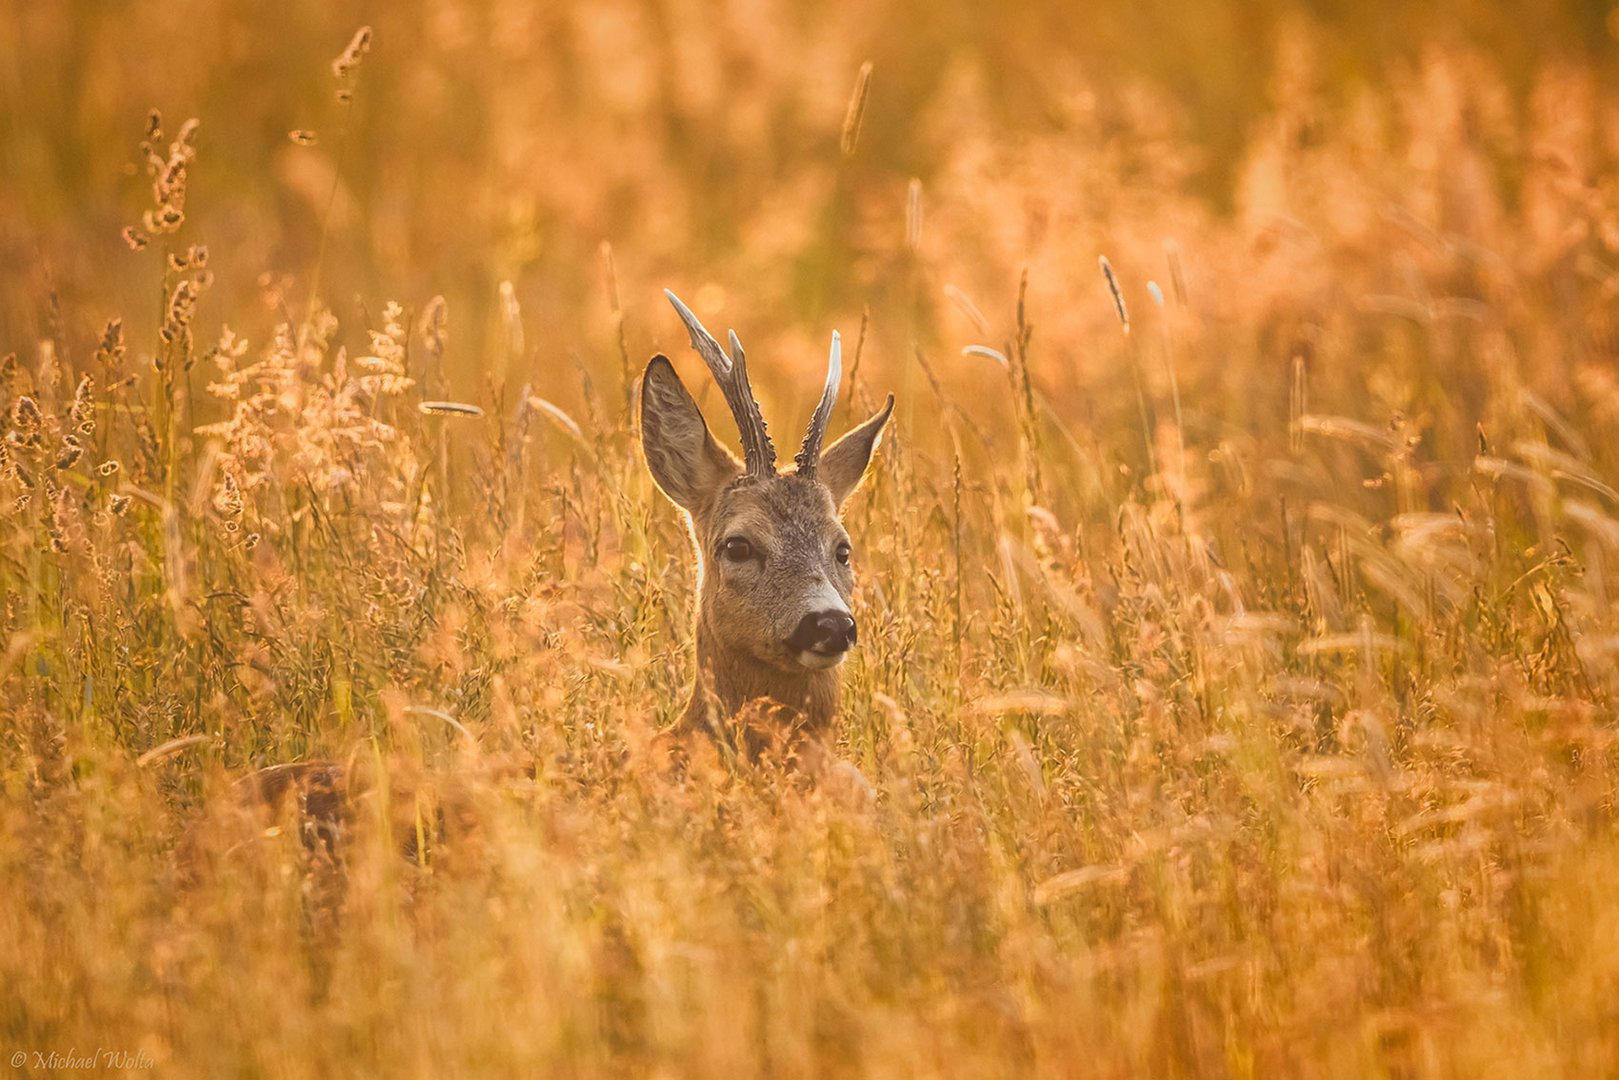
[303,26,371,350]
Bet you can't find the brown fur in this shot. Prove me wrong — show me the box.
[640,352,892,752]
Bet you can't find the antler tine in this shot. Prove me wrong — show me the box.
[795,330,841,478]
[725,327,777,472]
[664,289,777,476]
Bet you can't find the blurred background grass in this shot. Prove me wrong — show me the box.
[5,0,1618,389]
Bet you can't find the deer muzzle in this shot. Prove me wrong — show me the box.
[787,609,857,667]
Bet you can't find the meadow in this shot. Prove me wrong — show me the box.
[4,2,1619,1075]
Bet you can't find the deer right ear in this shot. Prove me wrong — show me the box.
[640,355,741,512]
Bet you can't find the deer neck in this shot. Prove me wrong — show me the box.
[683,618,841,736]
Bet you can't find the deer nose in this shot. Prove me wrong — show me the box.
[786,610,858,656]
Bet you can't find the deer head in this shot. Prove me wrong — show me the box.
[641,290,893,738]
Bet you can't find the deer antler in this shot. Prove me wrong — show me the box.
[795,331,841,479]
[664,289,777,478]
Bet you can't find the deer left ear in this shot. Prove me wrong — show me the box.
[818,394,894,507]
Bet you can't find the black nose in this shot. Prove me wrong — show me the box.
[786,610,857,655]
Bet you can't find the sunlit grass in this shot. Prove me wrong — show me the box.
[4,5,1619,1076]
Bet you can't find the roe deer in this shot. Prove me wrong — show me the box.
[217,292,887,854]
[641,290,892,753]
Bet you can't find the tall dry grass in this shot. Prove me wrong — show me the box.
[5,3,1619,1076]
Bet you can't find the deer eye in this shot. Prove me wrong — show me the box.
[834,541,852,566]
[719,537,755,563]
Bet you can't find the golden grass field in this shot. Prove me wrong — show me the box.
[6,2,1619,1075]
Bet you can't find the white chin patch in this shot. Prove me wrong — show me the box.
[797,650,846,671]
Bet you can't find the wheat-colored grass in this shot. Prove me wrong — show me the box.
[4,4,1619,1076]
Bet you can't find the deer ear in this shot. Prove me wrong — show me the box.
[819,394,894,507]
[640,355,741,512]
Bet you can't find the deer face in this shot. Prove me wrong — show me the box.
[641,293,892,677]
[699,475,856,672]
